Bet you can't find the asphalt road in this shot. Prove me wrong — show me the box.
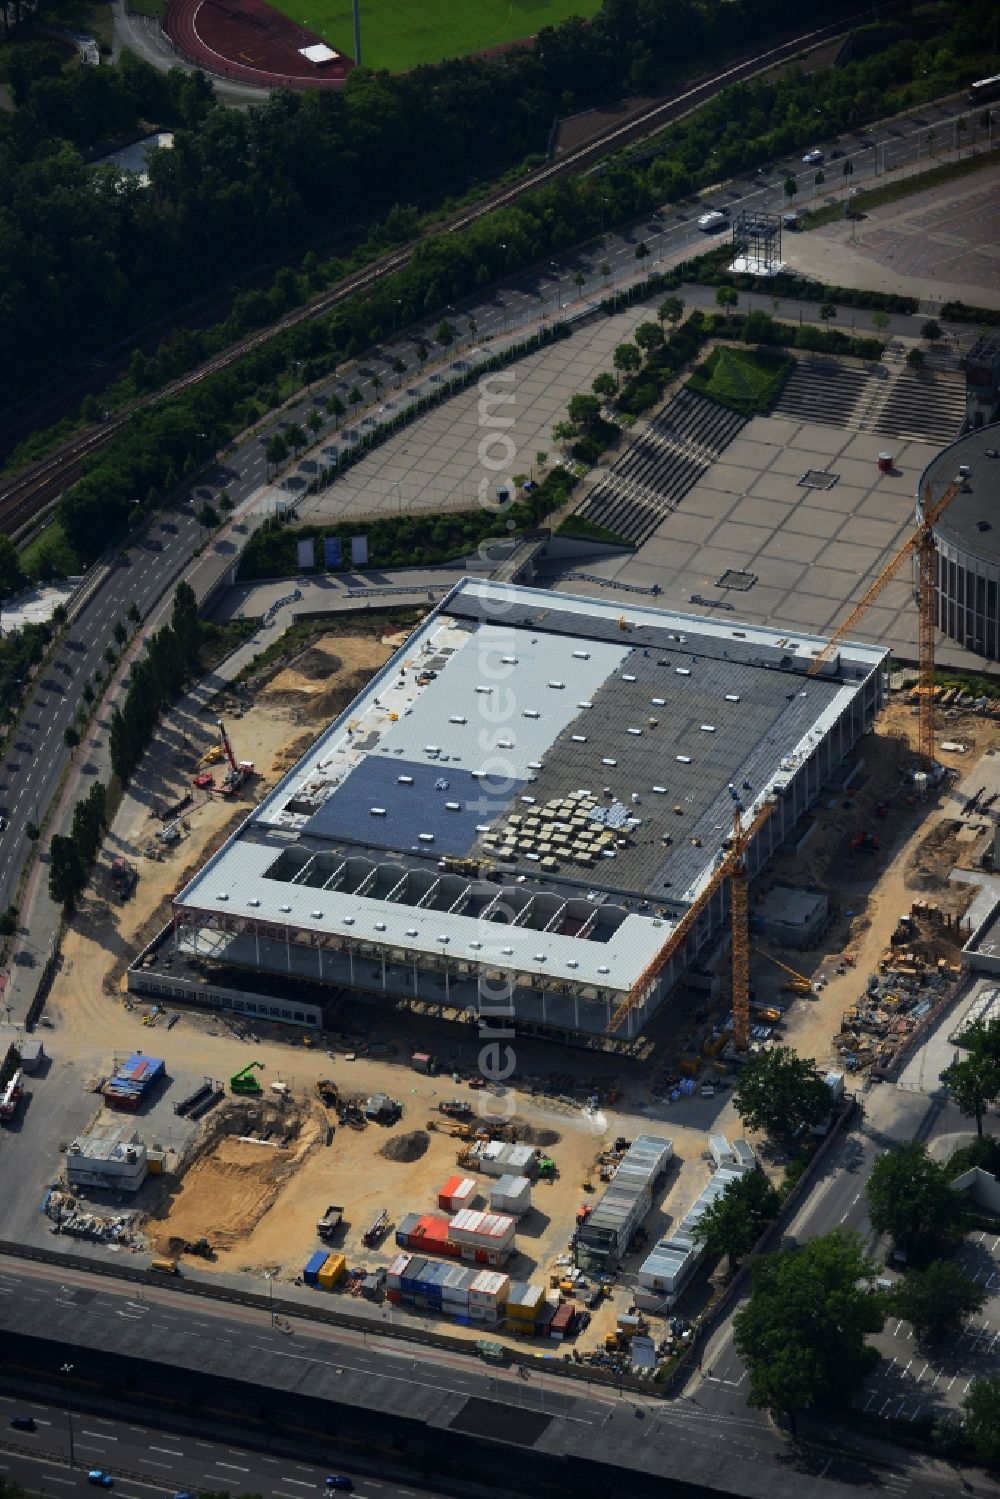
[0,93,981,989]
[0,1389,450,1499]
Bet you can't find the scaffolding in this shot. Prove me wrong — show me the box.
[731,210,782,277]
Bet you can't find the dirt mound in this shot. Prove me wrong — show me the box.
[378,1130,429,1163]
[512,1121,561,1147]
[296,646,344,680]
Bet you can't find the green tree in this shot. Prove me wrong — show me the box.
[567,393,601,429]
[635,240,649,262]
[25,822,39,842]
[634,321,665,354]
[113,620,127,646]
[218,492,233,514]
[82,682,95,705]
[613,343,642,378]
[127,602,141,626]
[734,1232,884,1426]
[48,834,85,910]
[285,423,307,455]
[63,726,79,748]
[842,158,854,179]
[961,1012,1000,1064]
[348,385,363,409]
[872,311,890,335]
[592,371,618,399]
[819,301,837,323]
[715,285,739,318]
[691,1168,781,1262]
[0,535,25,599]
[265,433,288,470]
[732,1046,831,1139]
[940,1050,1000,1138]
[325,393,346,424]
[416,342,429,371]
[0,907,16,936]
[534,450,548,472]
[306,410,323,435]
[171,581,200,665]
[600,261,612,286]
[435,319,454,346]
[783,176,797,201]
[658,295,685,327]
[921,319,941,341]
[551,420,577,443]
[906,346,925,371]
[197,502,219,531]
[867,1141,966,1265]
[391,357,406,387]
[889,1260,987,1343]
[964,1377,1000,1466]
[573,271,585,297]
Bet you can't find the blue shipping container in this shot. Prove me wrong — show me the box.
[304,1250,328,1286]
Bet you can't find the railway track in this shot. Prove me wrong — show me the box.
[0,7,882,536]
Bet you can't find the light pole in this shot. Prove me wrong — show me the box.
[549,262,563,311]
[264,1270,275,1324]
[61,1362,75,1467]
[497,241,507,281]
[391,297,402,333]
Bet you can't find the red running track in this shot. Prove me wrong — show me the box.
[165,0,353,89]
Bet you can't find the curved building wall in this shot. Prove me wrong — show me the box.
[921,424,1000,660]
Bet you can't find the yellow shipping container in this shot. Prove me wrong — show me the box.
[318,1253,346,1289]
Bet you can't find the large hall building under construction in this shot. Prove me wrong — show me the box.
[131,580,887,1042]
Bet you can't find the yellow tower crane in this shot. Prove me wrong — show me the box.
[608,476,965,1050]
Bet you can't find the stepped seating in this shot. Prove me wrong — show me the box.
[872,371,966,446]
[576,389,747,545]
[771,360,875,429]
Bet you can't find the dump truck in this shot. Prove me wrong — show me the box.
[317,1204,345,1239]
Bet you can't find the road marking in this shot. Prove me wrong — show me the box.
[149,1447,182,1456]
[215,1463,249,1471]
[144,1460,173,1470]
[42,1478,76,1487]
[278,1480,314,1488]
[76,1444,107,1454]
[83,1432,116,1441]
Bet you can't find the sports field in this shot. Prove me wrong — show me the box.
[271,0,602,71]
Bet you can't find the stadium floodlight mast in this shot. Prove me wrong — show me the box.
[353,0,362,66]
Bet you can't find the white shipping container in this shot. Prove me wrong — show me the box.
[489,1173,532,1217]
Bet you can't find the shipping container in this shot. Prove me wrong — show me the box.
[506,1280,545,1318]
[318,1253,346,1289]
[395,1212,421,1247]
[438,1176,477,1213]
[386,1289,402,1304]
[304,1250,328,1287]
[549,1301,575,1339]
[489,1173,531,1217]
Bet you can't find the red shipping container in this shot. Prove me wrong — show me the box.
[386,1290,402,1303]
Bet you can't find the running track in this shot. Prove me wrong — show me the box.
[165,0,351,89]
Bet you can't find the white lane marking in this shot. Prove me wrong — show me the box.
[144,1460,173,1470]
[83,1432,117,1441]
[42,1478,76,1487]
[149,1447,182,1456]
[278,1480,314,1488]
[214,1463,249,1471]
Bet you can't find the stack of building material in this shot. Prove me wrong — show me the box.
[489,1173,532,1216]
[438,1176,477,1213]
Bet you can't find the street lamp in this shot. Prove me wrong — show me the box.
[497,241,507,280]
[60,1362,75,1467]
[264,1270,275,1324]
[391,297,402,333]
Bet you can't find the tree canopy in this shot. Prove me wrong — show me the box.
[733,1231,884,1422]
[941,1049,1000,1138]
[889,1260,987,1344]
[964,1376,1000,1467]
[732,1045,831,1139]
[866,1141,966,1266]
[690,1168,781,1261]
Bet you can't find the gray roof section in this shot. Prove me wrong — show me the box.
[922,422,1000,561]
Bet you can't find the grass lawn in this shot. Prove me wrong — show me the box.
[687,346,793,416]
[271,0,601,71]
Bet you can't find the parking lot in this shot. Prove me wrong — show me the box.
[861,1229,1000,1423]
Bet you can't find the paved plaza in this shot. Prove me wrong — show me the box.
[297,302,661,526]
[550,414,929,659]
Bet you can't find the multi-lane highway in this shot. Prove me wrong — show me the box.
[0,91,983,1001]
[0,1391,449,1499]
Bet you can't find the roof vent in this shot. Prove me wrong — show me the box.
[374,922,386,931]
[450,715,467,724]
[437,935,450,944]
[524,709,540,719]
[567,959,579,969]
[676,755,692,764]
[248,898,260,908]
[652,785,667,794]
[311,909,323,920]
[622,673,637,683]
[469,940,482,950]
[370,806,387,816]
[502,656,519,665]
[475,685,494,694]
[548,680,565,689]
[344,916,355,926]
[725,694,741,702]
[418,833,435,842]
[602,757,617,767]
[978,519,991,532]
[572,651,590,660]
[572,734,587,743]
[398,775,413,785]
[578,701,594,710]
[598,965,610,975]
[651,697,666,706]
[627,728,642,736]
[280,903,291,913]
[445,802,461,811]
[700,724,716,733]
[676,667,691,676]
[502,946,514,955]
[216,892,228,902]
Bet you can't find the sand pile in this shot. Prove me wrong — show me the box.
[378,1130,429,1163]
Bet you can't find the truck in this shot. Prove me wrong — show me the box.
[317,1204,345,1239]
[0,1069,24,1124]
[439,1098,472,1119]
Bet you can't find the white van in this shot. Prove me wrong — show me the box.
[697,210,727,232]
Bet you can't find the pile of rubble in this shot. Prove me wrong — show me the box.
[43,1189,135,1245]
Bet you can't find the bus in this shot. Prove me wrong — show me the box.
[968,74,1000,106]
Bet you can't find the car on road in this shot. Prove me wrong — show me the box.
[802,148,824,164]
[0,815,8,832]
[697,210,728,232]
[87,1470,114,1487]
[172,1490,197,1499]
[325,1479,353,1492]
[9,1415,36,1431]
